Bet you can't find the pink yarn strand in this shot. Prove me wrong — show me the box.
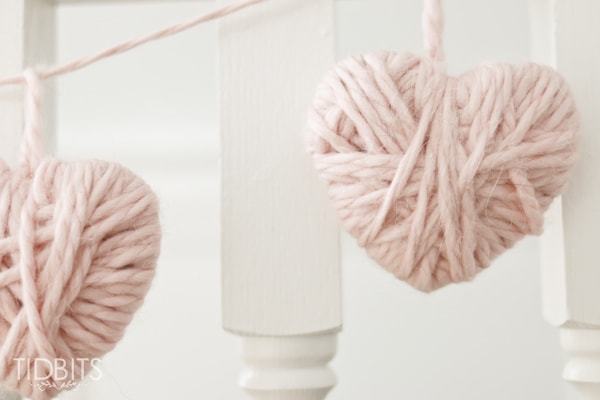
[0,0,444,87]
[21,69,44,172]
[422,0,445,62]
[0,0,266,86]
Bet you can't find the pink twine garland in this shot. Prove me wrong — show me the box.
[0,0,266,87]
[0,1,580,396]
[306,0,579,292]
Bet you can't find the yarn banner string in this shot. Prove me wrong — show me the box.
[306,0,579,292]
[0,0,580,396]
[0,0,266,87]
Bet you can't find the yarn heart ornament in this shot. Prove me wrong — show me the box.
[306,0,578,292]
[0,70,161,399]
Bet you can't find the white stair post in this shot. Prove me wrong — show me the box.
[218,0,341,399]
[0,0,56,165]
[531,0,600,398]
[0,1,55,399]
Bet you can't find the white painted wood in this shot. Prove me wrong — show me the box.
[532,0,600,397]
[219,0,340,397]
[240,333,337,400]
[529,0,567,327]
[219,0,340,337]
[0,0,55,165]
[561,328,600,399]
[0,1,55,399]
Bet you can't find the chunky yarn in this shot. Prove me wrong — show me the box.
[0,70,161,398]
[306,0,578,292]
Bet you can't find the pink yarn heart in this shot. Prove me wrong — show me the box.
[306,1,578,292]
[0,70,161,398]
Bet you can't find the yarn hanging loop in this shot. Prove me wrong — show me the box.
[21,68,44,173]
[422,0,445,64]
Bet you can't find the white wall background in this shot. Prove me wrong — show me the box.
[55,1,567,399]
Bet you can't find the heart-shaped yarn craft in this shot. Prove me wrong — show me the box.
[306,0,578,292]
[0,70,161,399]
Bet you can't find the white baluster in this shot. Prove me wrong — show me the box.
[531,0,600,397]
[0,1,55,399]
[561,327,600,398]
[218,0,340,398]
[0,0,56,164]
[240,333,337,400]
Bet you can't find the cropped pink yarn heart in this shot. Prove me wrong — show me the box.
[0,70,161,399]
[306,1,578,292]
